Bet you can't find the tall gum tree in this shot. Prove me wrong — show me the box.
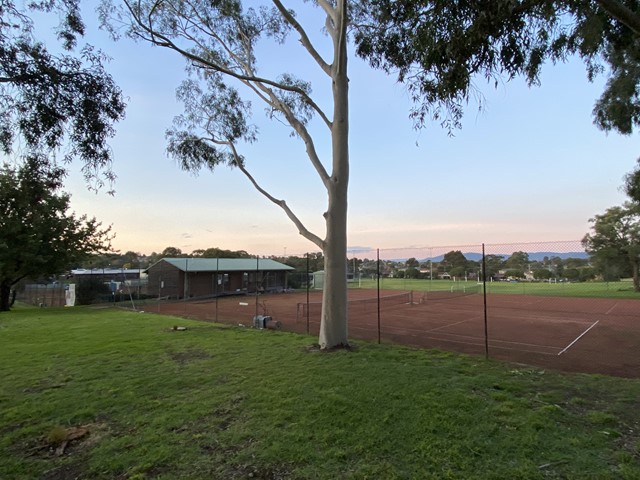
[104,0,349,348]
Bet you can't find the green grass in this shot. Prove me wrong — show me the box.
[353,277,640,299]
[1,306,639,479]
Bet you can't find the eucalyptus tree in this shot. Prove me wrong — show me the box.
[103,0,349,348]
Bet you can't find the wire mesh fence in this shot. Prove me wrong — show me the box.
[16,240,639,377]
[139,240,639,377]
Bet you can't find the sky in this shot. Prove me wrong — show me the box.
[52,2,640,258]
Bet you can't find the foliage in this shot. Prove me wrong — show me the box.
[442,250,469,271]
[564,267,596,282]
[505,251,530,271]
[191,247,251,258]
[75,277,112,305]
[582,203,640,291]
[505,269,526,279]
[405,257,420,269]
[405,266,421,278]
[533,268,553,280]
[0,0,126,190]
[483,254,506,278]
[625,157,640,203]
[449,266,466,278]
[0,158,113,311]
[1,307,639,479]
[354,0,640,135]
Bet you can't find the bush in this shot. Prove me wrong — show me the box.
[76,278,111,305]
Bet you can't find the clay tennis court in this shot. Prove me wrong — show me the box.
[152,289,639,377]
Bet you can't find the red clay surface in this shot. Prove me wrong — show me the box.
[151,289,639,378]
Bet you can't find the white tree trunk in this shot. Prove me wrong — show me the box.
[319,179,349,348]
[319,0,349,349]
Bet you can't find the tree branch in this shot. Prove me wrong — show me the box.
[596,0,640,36]
[247,80,331,188]
[272,0,332,75]
[335,0,348,77]
[124,0,331,126]
[228,144,325,250]
[316,0,337,25]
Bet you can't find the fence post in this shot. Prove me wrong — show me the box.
[377,248,381,345]
[215,257,219,323]
[306,253,310,335]
[482,244,489,359]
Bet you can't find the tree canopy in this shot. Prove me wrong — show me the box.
[442,250,468,270]
[0,157,113,311]
[1,0,126,189]
[505,251,530,270]
[582,203,640,291]
[624,157,640,203]
[354,0,640,135]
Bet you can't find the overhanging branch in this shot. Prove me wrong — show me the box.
[596,0,640,36]
[227,144,325,250]
[124,0,331,126]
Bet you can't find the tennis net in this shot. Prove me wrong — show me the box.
[415,283,481,303]
[297,291,412,321]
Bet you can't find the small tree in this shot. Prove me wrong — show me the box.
[582,203,640,291]
[0,158,113,311]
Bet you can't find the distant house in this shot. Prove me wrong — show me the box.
[145,258,295,299]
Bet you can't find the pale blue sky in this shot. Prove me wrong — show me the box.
[59,3,638,257]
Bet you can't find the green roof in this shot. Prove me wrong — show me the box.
[154,258,294,272]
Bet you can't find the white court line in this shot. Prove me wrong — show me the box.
[605,302,619,315]
[557,320,600,356]
[425,317,483,333]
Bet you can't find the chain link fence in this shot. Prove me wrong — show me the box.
[15,240,639,377]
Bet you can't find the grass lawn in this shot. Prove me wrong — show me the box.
[353,277,640,299]
[1,306,639,479]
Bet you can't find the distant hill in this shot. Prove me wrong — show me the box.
[423,251,588,263]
